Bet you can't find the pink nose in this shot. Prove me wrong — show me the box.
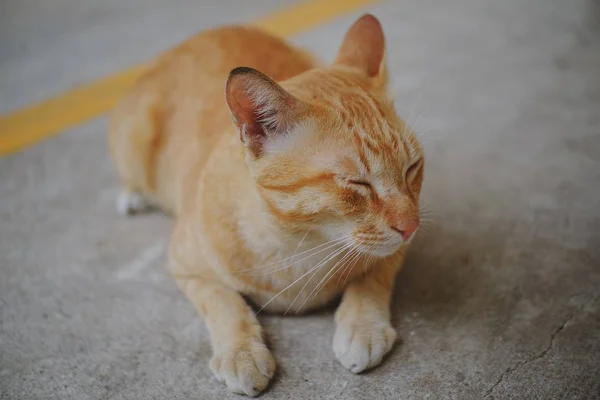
[391,218,420,241]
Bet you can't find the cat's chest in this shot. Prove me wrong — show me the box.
[243,244,366,313]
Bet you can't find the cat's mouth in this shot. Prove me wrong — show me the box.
[352,236,403,258]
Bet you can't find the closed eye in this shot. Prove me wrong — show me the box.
[406,158,423,181]
[348,179,373,190]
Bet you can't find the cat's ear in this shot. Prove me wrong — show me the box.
[226,67,306,157]
[334,14,386,79]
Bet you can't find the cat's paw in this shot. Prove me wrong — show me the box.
[116,191,149,215]
[209,337,276,397]
[333,317,397,374]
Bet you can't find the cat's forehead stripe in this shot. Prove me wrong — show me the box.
[295,69,420,164]
[352,134,372,173]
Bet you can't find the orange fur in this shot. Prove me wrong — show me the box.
[109,14,423,396]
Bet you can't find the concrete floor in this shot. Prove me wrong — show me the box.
[1,0,600,399]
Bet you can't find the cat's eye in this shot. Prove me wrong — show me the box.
[348,179,373,190]
[406,158,423,180]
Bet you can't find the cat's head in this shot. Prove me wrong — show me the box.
[226,14,423,258]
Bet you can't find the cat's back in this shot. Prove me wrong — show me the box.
[160,26,316,78]
[109,25,316,214]
[131,25,317,108]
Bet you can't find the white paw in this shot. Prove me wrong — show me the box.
[333,318,397,373]
[209,337,276,397]
[116,191,149,215]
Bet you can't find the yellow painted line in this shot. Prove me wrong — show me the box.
[0,0,380,156]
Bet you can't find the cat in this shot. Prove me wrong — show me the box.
[108,14,423,397]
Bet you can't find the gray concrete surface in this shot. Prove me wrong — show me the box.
[0,0,297,113]
[1,0,600,399]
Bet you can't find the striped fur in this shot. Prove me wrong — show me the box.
[108,14,423,396]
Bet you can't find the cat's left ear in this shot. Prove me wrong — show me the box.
[334,14,388,88]
[226,67,307,157]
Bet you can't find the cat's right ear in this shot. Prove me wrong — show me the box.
[334,14,386,80]
[225,67,306,157]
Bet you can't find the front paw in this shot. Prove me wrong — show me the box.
[209,336,276,397]
[333,317,397,374]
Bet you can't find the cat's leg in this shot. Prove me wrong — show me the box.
[171,266,275,396]
[116,189,151,215]
[333,252,403,373]
[109,95,163,216]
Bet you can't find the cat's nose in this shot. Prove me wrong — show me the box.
[391,218,420,241]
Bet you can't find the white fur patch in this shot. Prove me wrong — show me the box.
[333,316,396,373]
[262,122,312,155]
[116,191,149,215]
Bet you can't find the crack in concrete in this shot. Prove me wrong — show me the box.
[483,312,577,398]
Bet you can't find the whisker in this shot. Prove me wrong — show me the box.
[336,246,363,287]
[355,233,386,239]
[360,252,371,274]
[411,109,428,138]
[239,234,352,275]
[249,234,351,271]
[403,74,436,138]
[354,240,385,246]
[411,224,439,246]
[282,242,353,314]
[345,250,371,286]
[243,239,347,276]
[415,136,441,148]
[296,245,360,313]
[419,220,439,230]
[254,257,332,315]
[419,208,435,216]
[418,219,440,235]
[292,230,310,257]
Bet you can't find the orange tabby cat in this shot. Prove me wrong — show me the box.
[109,14,423,396]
